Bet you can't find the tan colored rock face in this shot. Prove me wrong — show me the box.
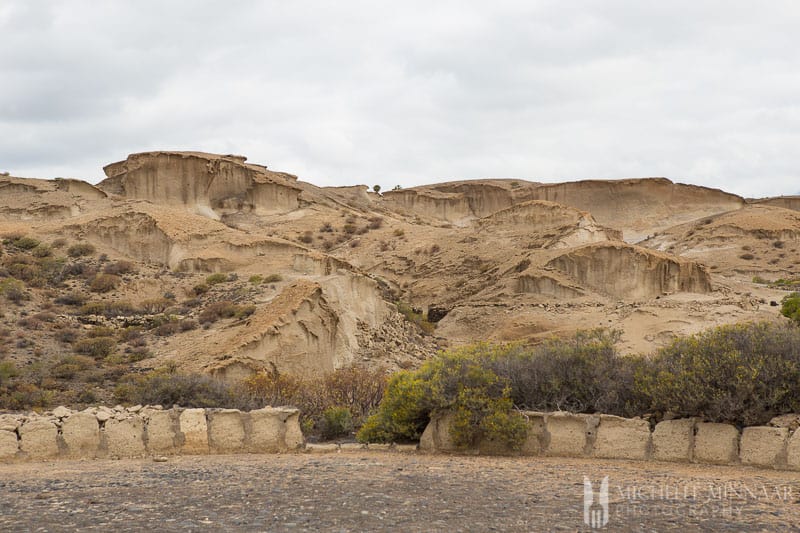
[0,430,18,459]
[18,419,59,459]
[3,150,796,381]
[546,242,712,299]
[652,419,695,462]
[693,423,739,465]
[144,410,179,454]
[593,415,651,460]
[104,417,146,458]
[208,410,246,453]
[101,151,301,219]
[740,426,789,468]
[179,409,209,454]
[61,412,100,457]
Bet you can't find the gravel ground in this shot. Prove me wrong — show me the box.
[1,452,799,532]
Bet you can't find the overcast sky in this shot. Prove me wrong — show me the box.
[1,1,799,197]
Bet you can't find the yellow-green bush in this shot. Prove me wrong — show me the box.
[205,273,228,285]
[781,292,800,323]
[396,302,435,335]
[357,347,528,448]
[74,336,117,359]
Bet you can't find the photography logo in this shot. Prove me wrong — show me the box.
[583,476,609,529]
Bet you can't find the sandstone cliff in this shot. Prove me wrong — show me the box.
[100,152,302,220]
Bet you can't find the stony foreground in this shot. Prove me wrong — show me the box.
[1,453,799,532]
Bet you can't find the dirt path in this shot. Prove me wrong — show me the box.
[1,452,799,532]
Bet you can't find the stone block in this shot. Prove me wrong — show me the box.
[0,414,21,432]
[593,415,651,460]
[144,410,179,454]
[18,418,59,458]
[179,408,209,454]
[104,417,146,458]
[787,430,800,470]
[419,412,456,453]
[0,429,18,459]
[247,407,302,452]
[545,412,594,457]
[208,409,245,453]
[61,412,100,457]
[740,426,788,468]
[283,410,304,450]
[693,423,739,464]
[652,419,695,462]
[519,412,547,456]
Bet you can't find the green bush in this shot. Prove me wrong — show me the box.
[358,323,800,446]
[636,322,800,426]
[263,273,283,283]
[357,347,527,449]
[89,273,121,293]
[0,360,19,385]
[103,260,135,275]
[488,330,647,415]
[78,300,138,317]
[115,370,236,408]
[0,278,27,303]
[396,302,435,335]
[67,243,95,257]
[198,301,254,324]
[12,236,41,250]
[49,355,96,379]
[205,273,228,285]
[781,292,800,323]
[241,366,387,438]
[73,336,117,359]
[319,406,354,440]
[54,292,88,306]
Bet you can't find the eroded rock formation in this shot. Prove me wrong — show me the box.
[100,152,301,219]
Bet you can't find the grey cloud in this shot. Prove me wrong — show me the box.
[0,1,799,197]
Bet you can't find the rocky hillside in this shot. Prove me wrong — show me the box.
[1,151,797,406]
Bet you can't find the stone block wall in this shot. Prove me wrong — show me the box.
[0,405,303,462]
[419,410,800,471]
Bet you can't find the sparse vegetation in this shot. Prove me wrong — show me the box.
[74,336,117,359]
[205,273,228,285]
[396,302,435,335]
[358,323,800,446]
[198,301,255,324]
[67,243,95,257]
[781,292,800,324]
[89,273,121,293]
[103,260,135,275]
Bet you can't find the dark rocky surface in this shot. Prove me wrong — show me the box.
[1,452,799,532]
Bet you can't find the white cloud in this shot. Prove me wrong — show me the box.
[1,1,799,197]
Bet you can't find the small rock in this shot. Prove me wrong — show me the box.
[95,411,112,422]
[52,406,72,419]
[152,456,169,462]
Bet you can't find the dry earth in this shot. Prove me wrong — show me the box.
[1,452,799,532]
[2,151,799,398]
